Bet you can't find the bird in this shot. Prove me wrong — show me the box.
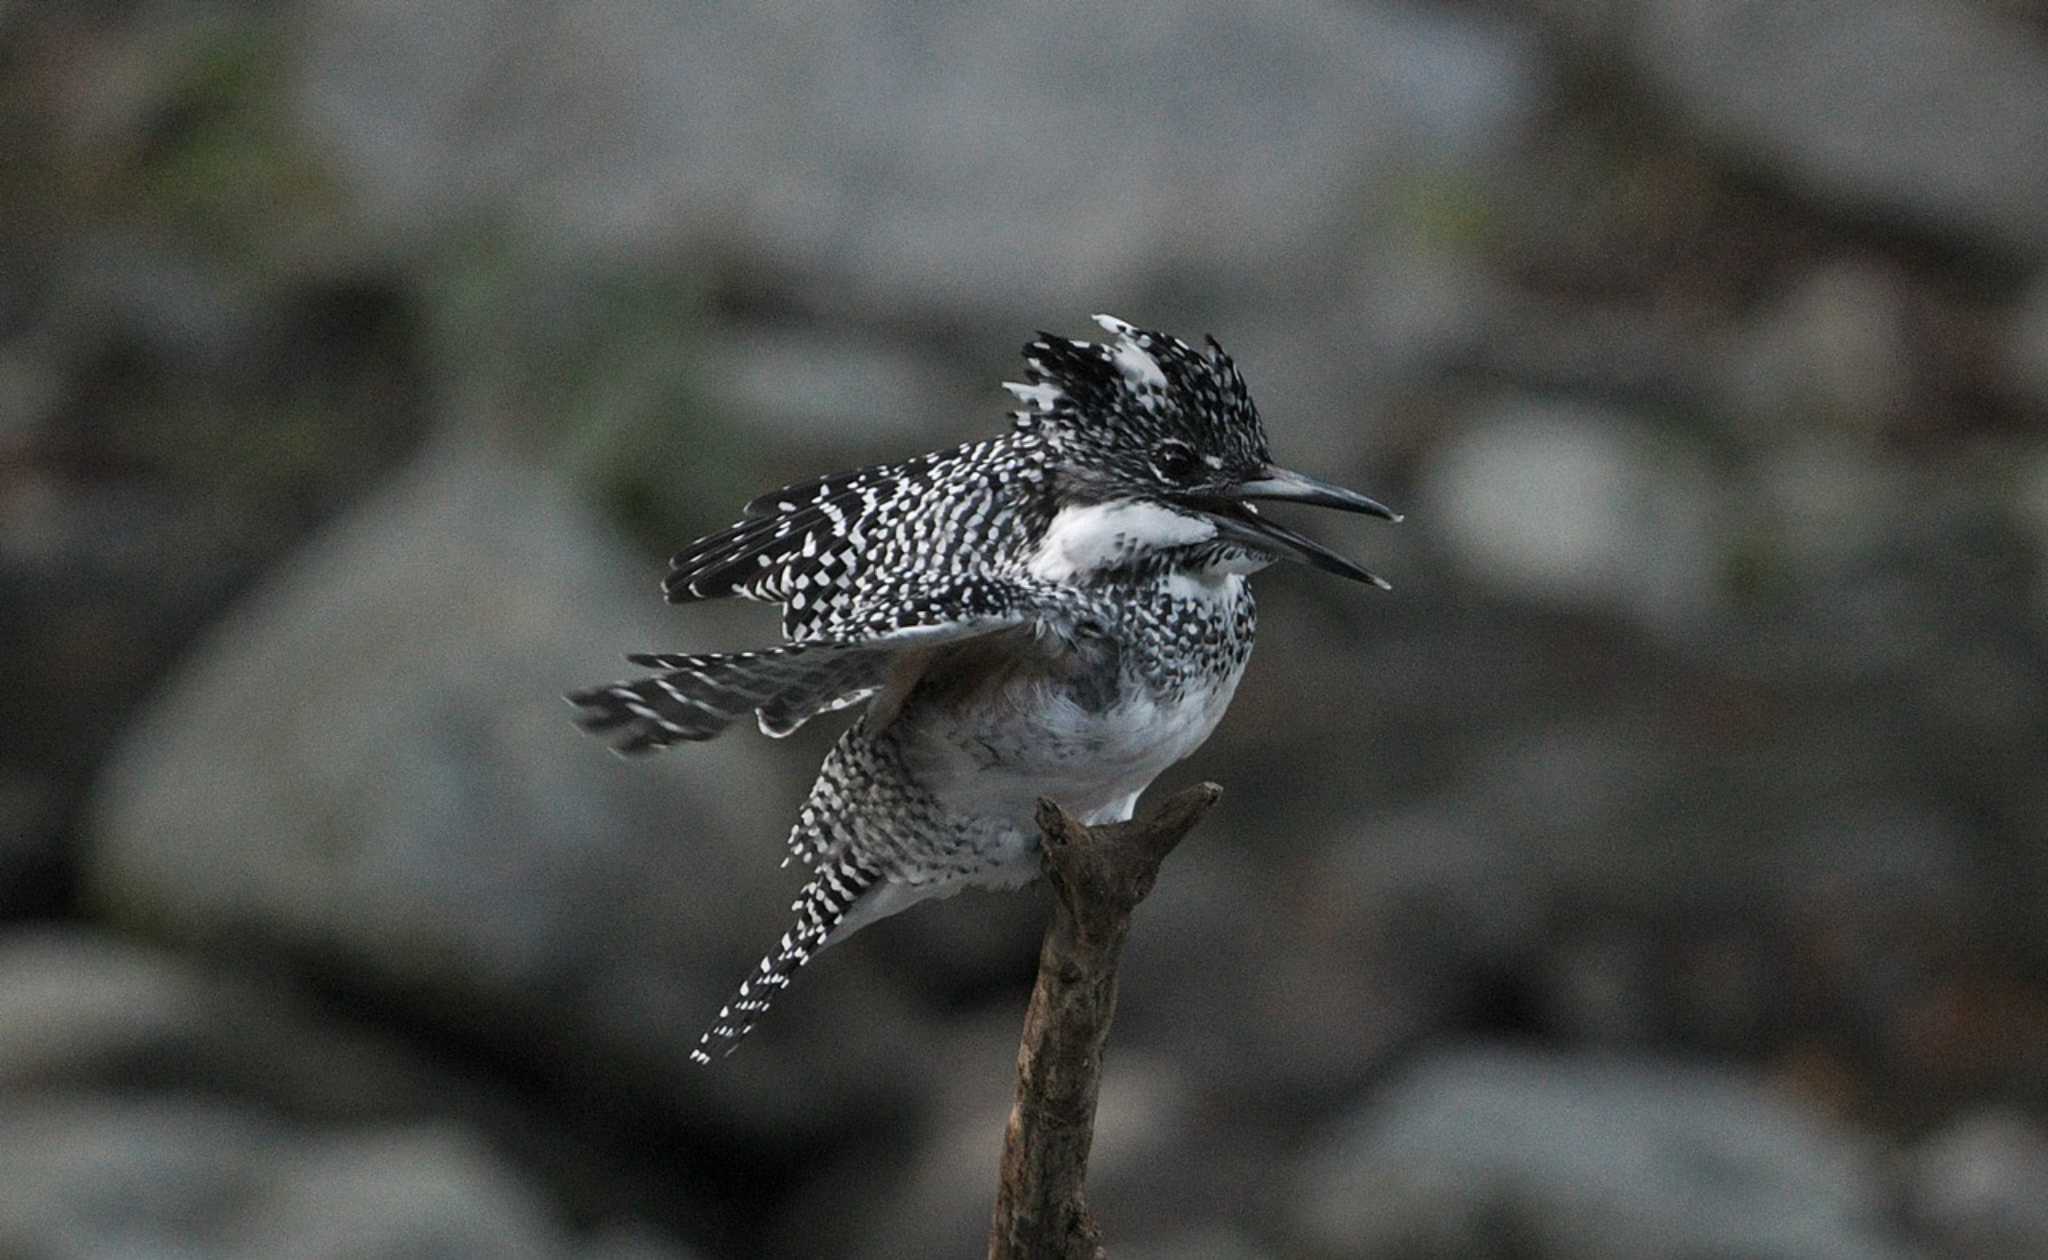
[569,315,1399,1063]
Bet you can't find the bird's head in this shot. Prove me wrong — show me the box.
[1007,315,1399,587]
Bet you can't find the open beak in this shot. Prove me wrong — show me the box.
[1181,465,1401,589]
[1231,467,1402,522]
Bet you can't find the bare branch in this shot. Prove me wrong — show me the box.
[987,782,1223,1260]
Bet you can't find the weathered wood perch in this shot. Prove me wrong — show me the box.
[987,781,1223,1260]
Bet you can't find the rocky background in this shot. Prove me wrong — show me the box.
[6,1,2048,1257]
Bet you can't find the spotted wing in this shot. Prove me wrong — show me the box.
[568,642,897,752]
[569,577,1102,753]
[662,450,962,610]
[663,458,925,605]
[662,438,1047,641]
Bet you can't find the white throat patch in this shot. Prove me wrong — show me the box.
[1026,501,1217,583]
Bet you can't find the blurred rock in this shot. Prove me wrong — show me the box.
[0,927,721,1248]
[1121,1230,1276,1260]
[231,1125,572,1260]
[693,324,983,450]
[0,770,62,916]
[2006,270,2048,412]
[0,342,60,437]
[295,0,1541,476]
[1751,436,1914,581]
[1909,1107,2048,1260]
[82,440,918,1134]
[1768,798,1982,962]
[1419,399,1725,631]
[294,0,1545,318]
[1291,1045,1910,1260]
[1726,260,1916,440]
[0,1096,280,1260]
[0,928,227,1089]
[2018,445,2048,627]
[0,1096,696,1260]
[1630,0,2048,257]
[0,927,451,1116]
[0,196,431,912]
[1120,794,1548,1099]
[819,1012,1016,1260]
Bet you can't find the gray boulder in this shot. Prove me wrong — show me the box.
[0,928,704,1260]
[1909,1108,2048,1260]
[84,441,914,1131]
[291,0,1545,470]
[0,1097,694,1260]
[1418,398,1727,633]
[1292,1044,1913,1260]
[1628,0,2048,257]
[293,0,1545,318]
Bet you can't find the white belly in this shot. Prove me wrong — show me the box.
[909,649,1246,828]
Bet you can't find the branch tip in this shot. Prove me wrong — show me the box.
[989,782,1221,1259]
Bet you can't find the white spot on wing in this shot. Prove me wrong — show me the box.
[1002,380,1064,410]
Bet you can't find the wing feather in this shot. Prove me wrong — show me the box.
[568,576,1104,754]
[664,452,947,605]
[658,438,1048,642]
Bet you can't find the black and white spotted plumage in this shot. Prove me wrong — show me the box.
[570,315,1397,1064]
[664,444,1053,637]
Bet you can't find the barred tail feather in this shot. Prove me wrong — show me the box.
[566,642,892,754]
[691,852,882,1064]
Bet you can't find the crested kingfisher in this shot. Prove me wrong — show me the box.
[570,315,1399,1062]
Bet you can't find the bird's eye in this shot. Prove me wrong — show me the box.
[1151,440,1200,483]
